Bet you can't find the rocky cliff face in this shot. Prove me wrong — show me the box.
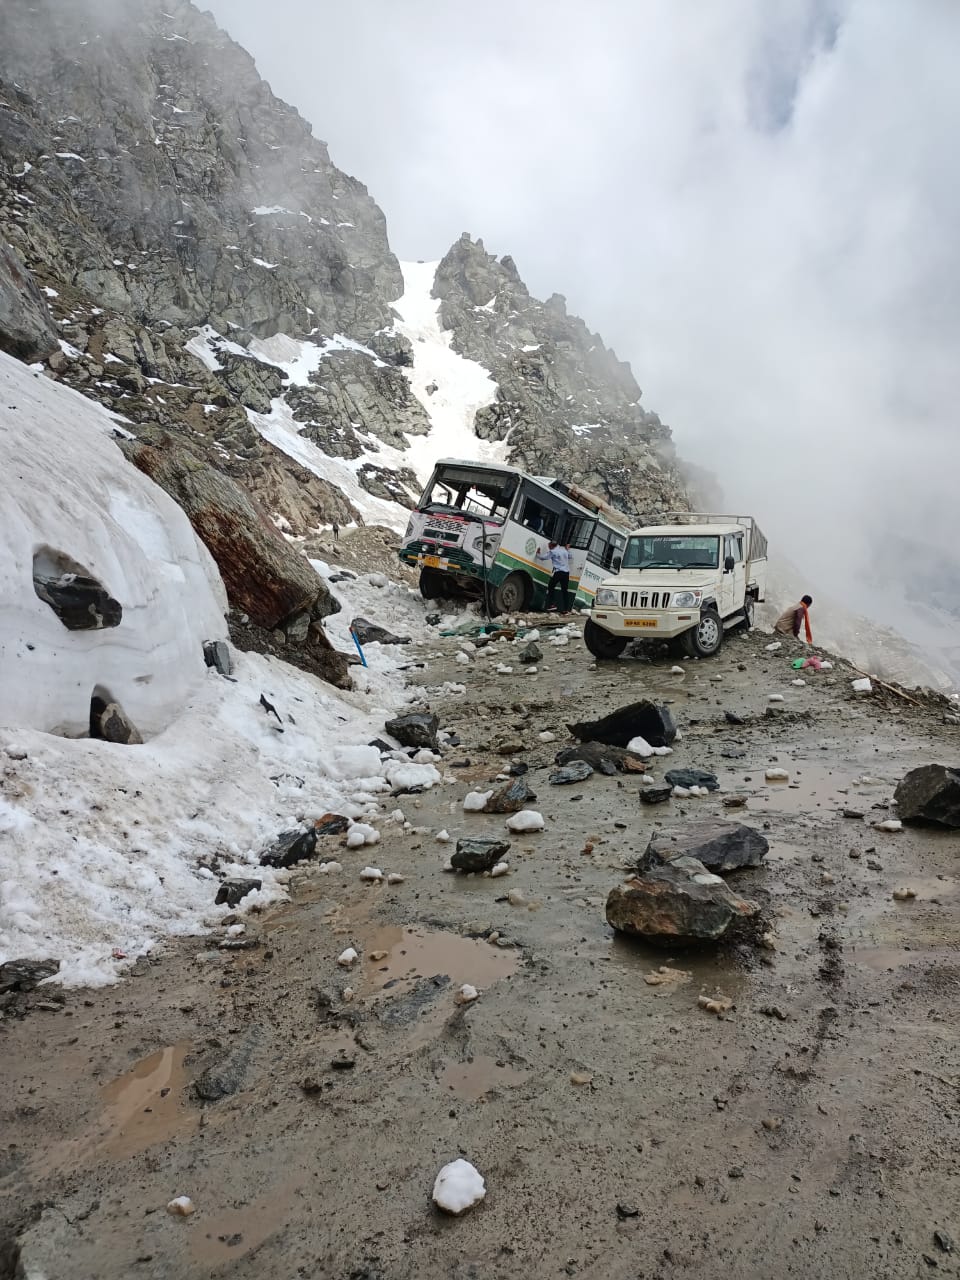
[434,235,687,520]
[0,0,687,548]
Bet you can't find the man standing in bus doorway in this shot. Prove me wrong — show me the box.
[537,541,572,613]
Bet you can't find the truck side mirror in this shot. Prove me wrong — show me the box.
[724,555,735,572]
[612,555,622,573]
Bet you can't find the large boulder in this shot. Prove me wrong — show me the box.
[0,244,58,361]
[569,701,676,749]
[606,858,759,945]
[451,838,511,873]
[894,764,960,829]
[641,821,769,873]
[484,778,537,812]
[121,433,336,630]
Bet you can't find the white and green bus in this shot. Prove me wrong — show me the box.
[398,458,629,615]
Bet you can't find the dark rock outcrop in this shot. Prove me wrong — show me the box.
[554,742,649,773]
[894,764,960,828]
[121,433,335,629]
[0,244,58,360]
[483,778,537,812]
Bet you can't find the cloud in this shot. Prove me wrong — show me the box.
[207,0,960,671]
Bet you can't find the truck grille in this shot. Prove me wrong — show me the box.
[620,590,670,609]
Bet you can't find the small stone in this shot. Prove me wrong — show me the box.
[549,760,594,785]
[506,888,526,906]
[843,809,866,820]
[765,768,789,781]
[892,887,917,900]
[934,1230,955,1254]
[337,947,359,967]
[761,1116,783,1131]
[451,837,511,873]
[867,857,882,871]
[359,866,383,881]
[728,1166,744,1179]
[166,1197,195,1217]
[456,983,479,1004]
[570,1071,593,1086]
[432,1159,486,1215]
[698,994,734,1017]
[758,1004,789,1020]
[616,1203,640,1220]
[386,872,405,885]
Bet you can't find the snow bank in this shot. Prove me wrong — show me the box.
[0,362,443,985]
[0,352,226,737]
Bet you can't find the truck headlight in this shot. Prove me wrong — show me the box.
[672,590,703,608]
[595,588,619,606]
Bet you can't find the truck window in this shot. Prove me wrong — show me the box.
[724,534,743,563]
[623,535,720,570]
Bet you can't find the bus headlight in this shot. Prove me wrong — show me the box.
[595,588,619,606]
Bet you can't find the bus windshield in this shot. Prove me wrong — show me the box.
[421,464,518,524]
[622,535,720,570]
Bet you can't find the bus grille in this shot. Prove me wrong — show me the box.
[620,590,671,609]
[423,525,462,547]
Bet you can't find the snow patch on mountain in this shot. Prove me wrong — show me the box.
[392,260,503,484]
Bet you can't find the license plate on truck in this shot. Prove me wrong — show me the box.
[421,555,442,568]
[624,618,658,628]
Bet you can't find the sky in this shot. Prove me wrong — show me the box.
[205,0,960,673]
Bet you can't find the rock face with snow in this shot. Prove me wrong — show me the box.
[0,351,227,737]
[0,0,688,547]
[433,234,688,519]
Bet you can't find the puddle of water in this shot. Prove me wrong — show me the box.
[192,1175,305,1266]
[359,925,518,997]
[99,1040,194,1160]
[438,1054,528,1100]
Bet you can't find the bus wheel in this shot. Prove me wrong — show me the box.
[583,618,627,660]
[491,572,529,615]
[419,568,446,600]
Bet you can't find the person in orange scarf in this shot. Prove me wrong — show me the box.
[774,595,813,642]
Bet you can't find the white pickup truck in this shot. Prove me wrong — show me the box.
[583,513,768,660]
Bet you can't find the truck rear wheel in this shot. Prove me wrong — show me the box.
[681,608,723,658]
[583,618,627,660]
[491,571,529,615]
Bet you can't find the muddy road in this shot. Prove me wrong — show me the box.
[2,623,959,1279]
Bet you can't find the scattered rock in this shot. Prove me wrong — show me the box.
[664,768,719,792]
[616,1203,640,1220]
[203,639,234,675]
[314,813,350,835]
[490,861,510,878]
[432,1159,486,1215]
[641,820,769,873]
[554,742,648,773]
[193,1026,261,1101]
[215,878,262,908]
[385,711,439,750]
[892,887,917,901]
[640,783,673,805]
[644,965,691,987]
[759,1004,789,1020]
[765,768,789,782]
[894,764,960,829]
[337,947,359,967]
[33,569,123,631]
[359,866,384,881]
[570,1071,593,1086]
[698,994,733,1017]
[0,958,60,993]
[456,983,479,1004]
[569,700,676,749]
[606,860,759,944]
[934,1231,955,1254]
[724,711,746,726]
[451,838,512,873]
[386,872,405,885]
[350,616,411,645]
[260,827,317,868]
[518,640,543,664]
[166,1196,195,1217]
[874,819,903,832]
[762,1116,783,1131]
[93,700,143,746]
[722,795,748,809]
[549,760,594,785]
[843,808,866,820]
[483,777,538,812]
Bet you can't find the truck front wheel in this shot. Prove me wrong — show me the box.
[419,568,447,600]
[491,571,530,615]
[583,618,627,660]
[681,608,723,658]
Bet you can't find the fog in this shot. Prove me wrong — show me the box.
[206,0,960,678]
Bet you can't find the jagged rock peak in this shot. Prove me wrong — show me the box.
[432,234,688,520]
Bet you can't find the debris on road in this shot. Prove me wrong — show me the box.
[549,760,594,785]
[606,860,759,944]
[483,777,537,812]
[451,838,512,872]
[698,993,734,1017]
[664,767,719,792]
[385,711,439,749]
[506,810,545,833]
[166,1196,195,1217]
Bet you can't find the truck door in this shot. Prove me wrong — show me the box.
[721,534,746,618]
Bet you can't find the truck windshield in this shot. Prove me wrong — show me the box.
[622,535,720,570]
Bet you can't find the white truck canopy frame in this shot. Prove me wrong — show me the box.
[661,512,768,563]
